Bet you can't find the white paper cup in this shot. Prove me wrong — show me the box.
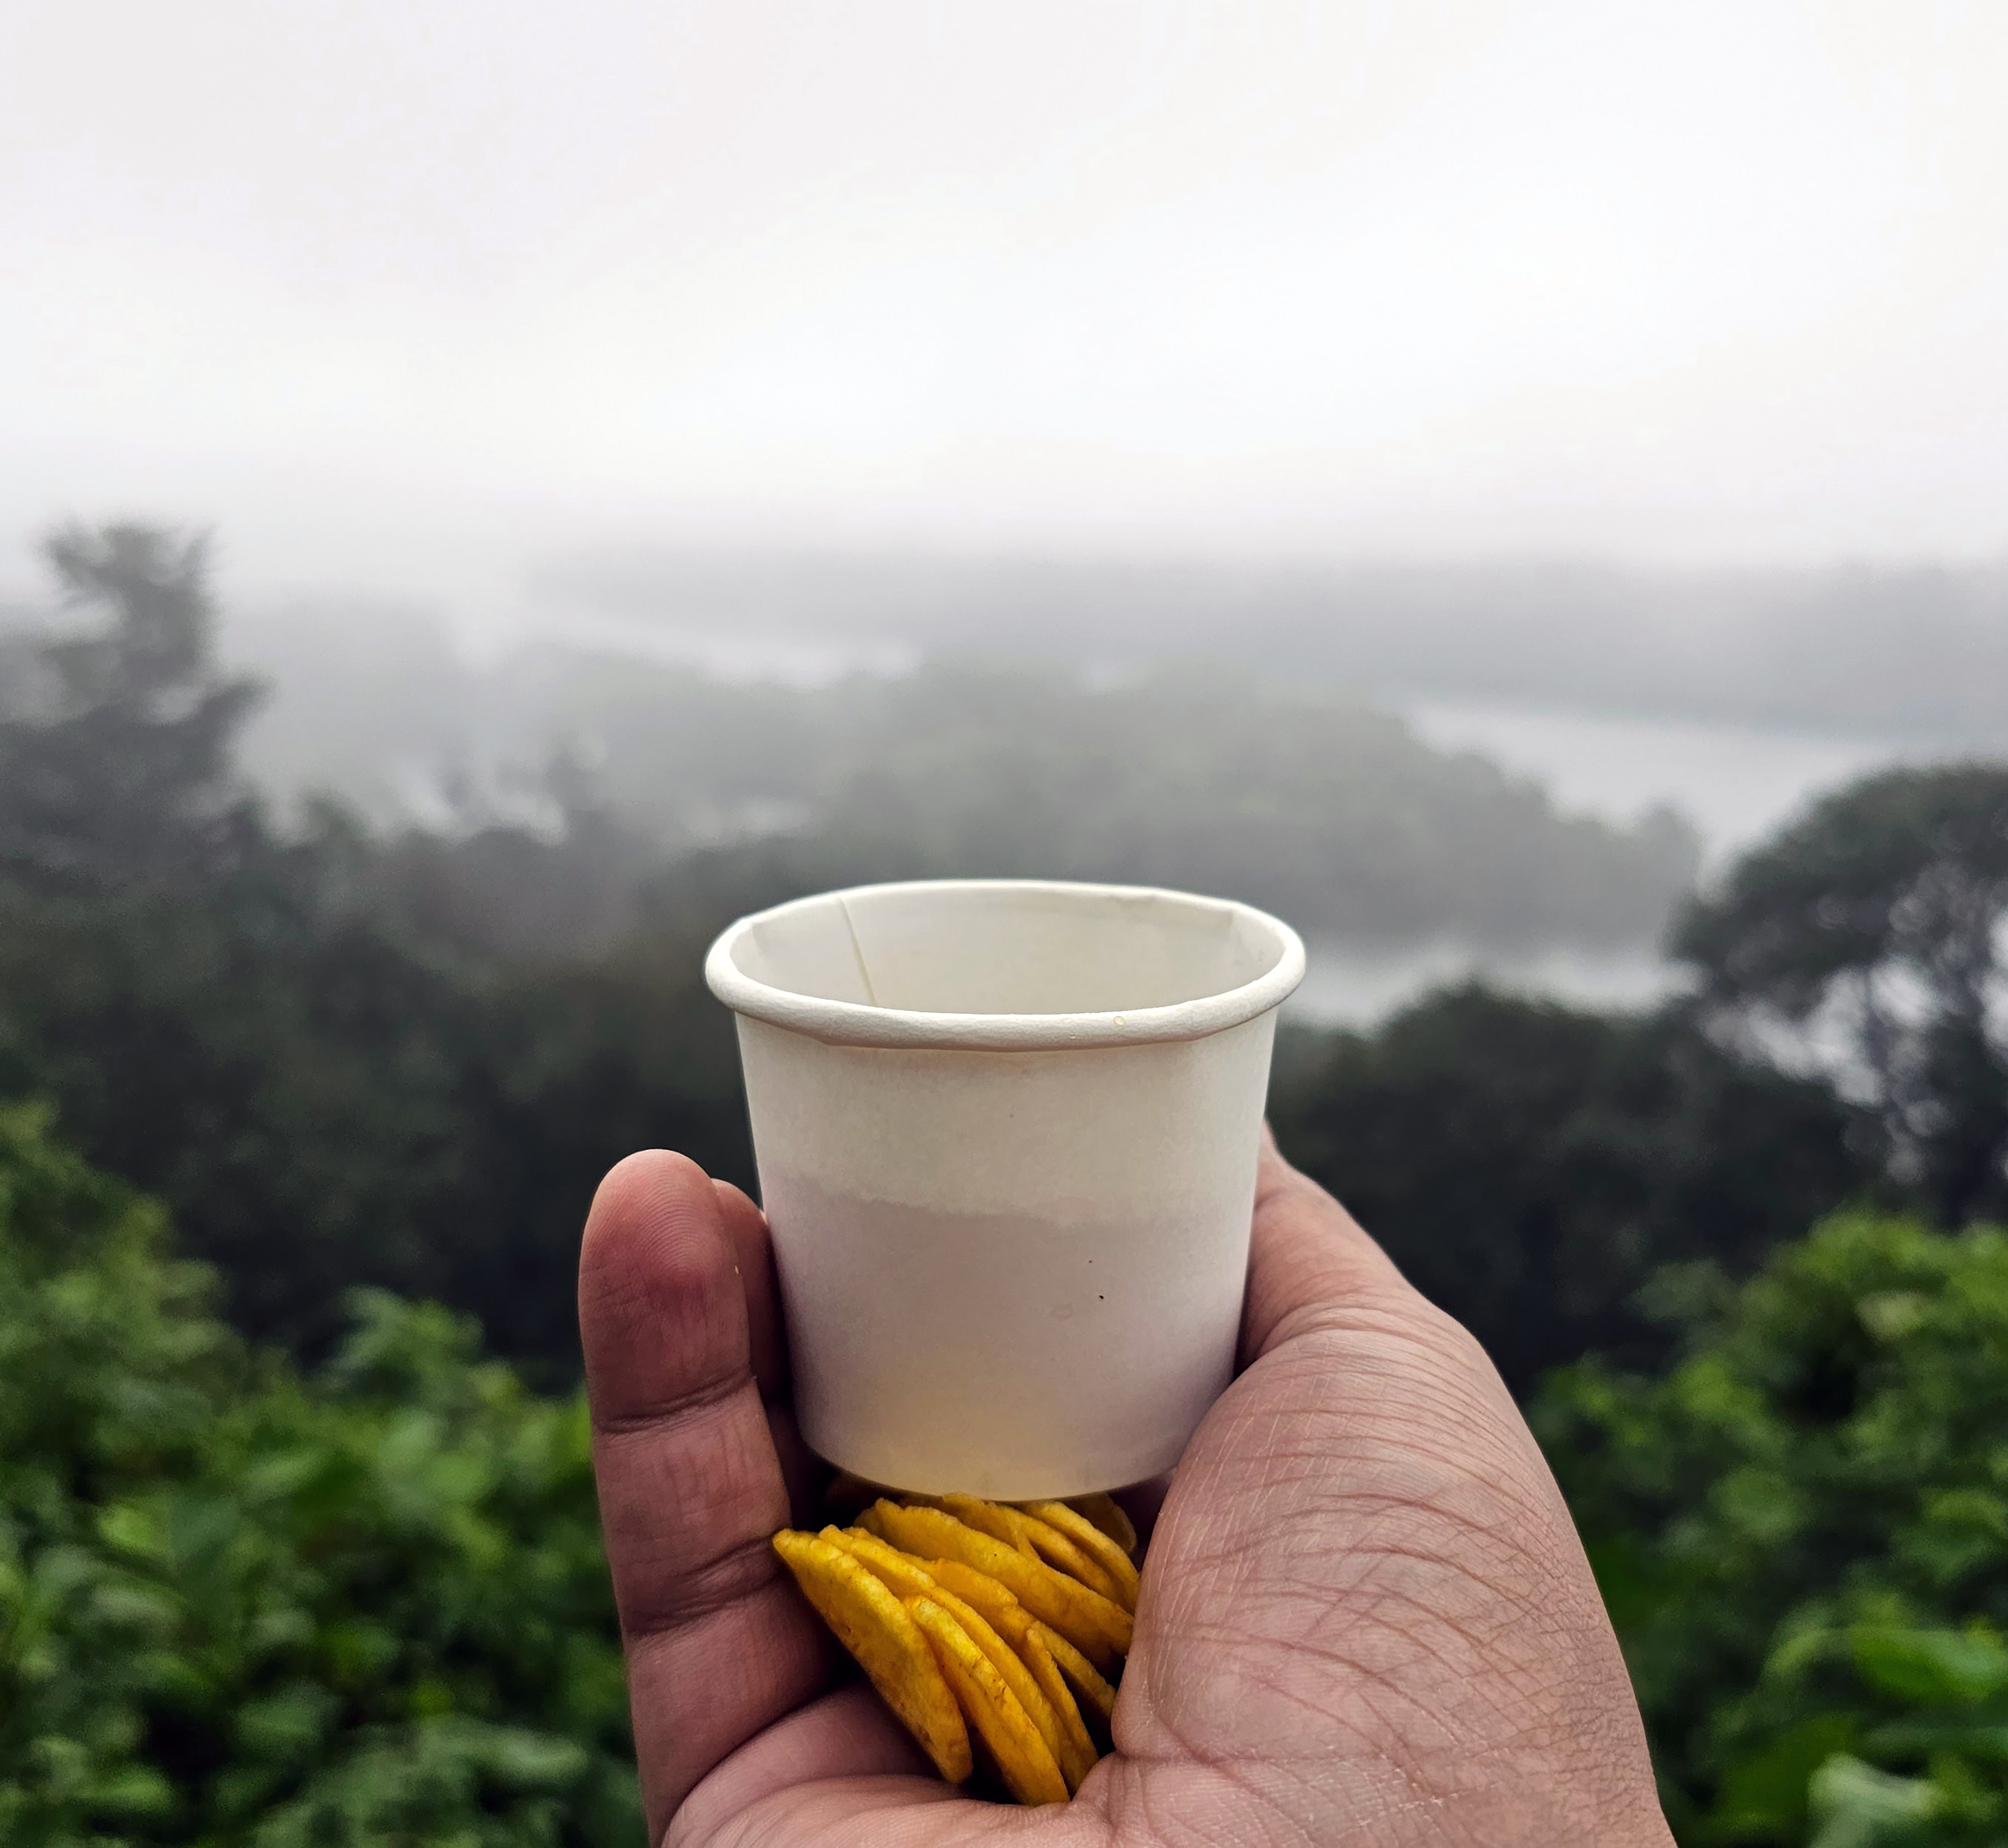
[704,878,1306,1499]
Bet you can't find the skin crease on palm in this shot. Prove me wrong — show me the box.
[577,1129,1676,1848]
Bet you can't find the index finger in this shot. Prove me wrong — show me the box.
[578,1151,832,1839]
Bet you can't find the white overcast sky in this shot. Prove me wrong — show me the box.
[2,0,2005,602]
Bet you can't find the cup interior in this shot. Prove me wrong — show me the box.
[728,880,1289,1017]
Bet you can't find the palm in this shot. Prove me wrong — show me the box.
[578,1138,1670,1848]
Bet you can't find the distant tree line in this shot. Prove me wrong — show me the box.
[535,650,1700,949]
[521,548,2008,749]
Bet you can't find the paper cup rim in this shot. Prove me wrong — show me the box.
[704,877,1307,1050]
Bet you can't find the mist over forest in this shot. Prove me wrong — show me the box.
[202,618,1697,963]
[113,546,1988,1003]
[529,550,2008,743]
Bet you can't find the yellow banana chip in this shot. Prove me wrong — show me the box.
[923,1559,1116,1735]
[1011,1623,1099,1789]
[909,1596,1070,1806]
[1066,1492,1138,1559]
[822,1526,938,1600]
[912,1559,1119,1740]
[922,1556,1026,1628]
[937,1493,1038,1559]
[1036,1620,1119,1730]
[940,1494,1127,1607]
[1018,1500,1142,1613]
[771,1531,972,1784]
[863,1500,1132,1673]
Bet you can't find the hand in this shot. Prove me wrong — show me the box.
[578,1132,1673,1847]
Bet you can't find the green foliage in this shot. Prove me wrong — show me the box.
[0,1103,638,1846]
[1676,764,2008,1228]
[1538,1209,2008,1843]
[1271,986,1871,1393]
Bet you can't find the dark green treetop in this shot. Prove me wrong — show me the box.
[0,526,263,891]
[1676,765,2008,1228]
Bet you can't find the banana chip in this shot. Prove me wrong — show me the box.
[1018,1624,1101,1780]
[1066,1492,1139,1559]
[1036,1621,1119,1731]
[1018,1500,1142,1613]
[822,1525,938,1601]
[856,1548,1098,1790]
[861,1500,1133,1672]
[921,1555,1026,1627]
[933,1493,1036,1557]
[771,1530,971,1784]
[914,1561,1123,1748]
[909,1596,1070,1806]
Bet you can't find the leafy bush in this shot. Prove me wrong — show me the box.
[0,1103,637,1846]
[1539,1211,2008,1844]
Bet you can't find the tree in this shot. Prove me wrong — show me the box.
[0,525,262,891]
[1538,1209,2008,1846]
[1676,765,2008,1229]
[1269,986,1870,1394]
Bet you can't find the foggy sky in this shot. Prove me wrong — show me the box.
[4,0,2006,607]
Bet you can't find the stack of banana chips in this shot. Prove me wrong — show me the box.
[772,1483,1141,1805]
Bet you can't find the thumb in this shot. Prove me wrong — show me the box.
[1239,1125,1428,1367]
